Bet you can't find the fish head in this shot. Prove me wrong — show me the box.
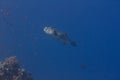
[44,27,55,35]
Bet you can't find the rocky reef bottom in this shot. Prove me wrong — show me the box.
[0,56,33,80]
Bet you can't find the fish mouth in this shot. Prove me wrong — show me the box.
[43,27,48,32]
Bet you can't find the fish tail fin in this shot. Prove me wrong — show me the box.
[70,41,77,47]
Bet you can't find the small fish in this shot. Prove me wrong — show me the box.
[43,27,77,47]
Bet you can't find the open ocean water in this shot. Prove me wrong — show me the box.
[0,0,120,80]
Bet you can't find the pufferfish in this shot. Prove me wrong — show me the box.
[43,26,77,47]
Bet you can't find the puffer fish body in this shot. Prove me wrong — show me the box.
[43,27,77,46]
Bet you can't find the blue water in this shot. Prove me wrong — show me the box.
[0,0,120,80]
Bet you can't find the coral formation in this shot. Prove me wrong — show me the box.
[0,56,33,80]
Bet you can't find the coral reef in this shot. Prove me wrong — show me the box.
[0,56,33,80]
